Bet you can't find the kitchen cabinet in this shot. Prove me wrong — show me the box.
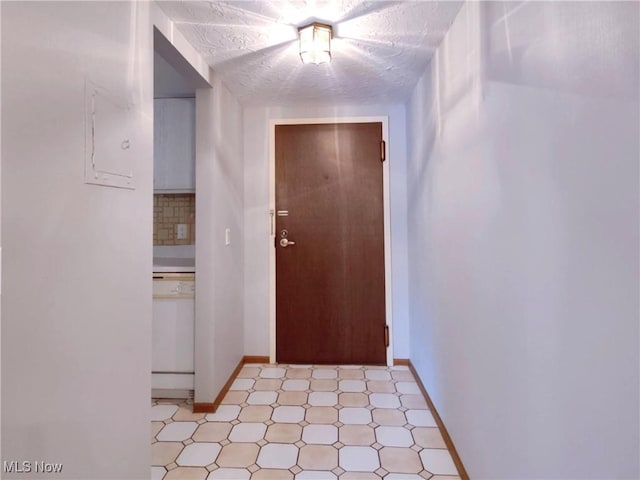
[154,97,195,192]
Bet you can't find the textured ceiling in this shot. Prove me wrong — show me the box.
[157,1,463,106]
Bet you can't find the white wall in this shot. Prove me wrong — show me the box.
[195,78,244,403]
[1,2,153,478]
[406,2,639,478]
[244,104,410,359]
[0,2,3,467]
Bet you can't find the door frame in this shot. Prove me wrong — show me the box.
[268,116,393,366]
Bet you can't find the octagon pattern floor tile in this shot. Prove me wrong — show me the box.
[152,364,461,479]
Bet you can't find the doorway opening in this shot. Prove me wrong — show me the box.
[151,28,205,400]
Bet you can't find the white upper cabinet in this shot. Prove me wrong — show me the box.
[154,98,195,192]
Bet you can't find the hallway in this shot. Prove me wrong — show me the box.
[2,2,638,479]
[152,364,460,480]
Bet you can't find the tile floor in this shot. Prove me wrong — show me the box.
[152,364,462,480]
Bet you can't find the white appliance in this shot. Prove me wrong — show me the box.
[152,272,195,398]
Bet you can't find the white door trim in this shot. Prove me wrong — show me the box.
[268,116,393,366]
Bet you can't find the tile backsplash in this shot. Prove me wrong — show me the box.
[153,194,195,245]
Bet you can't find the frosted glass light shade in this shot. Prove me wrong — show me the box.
[298,23,332,65]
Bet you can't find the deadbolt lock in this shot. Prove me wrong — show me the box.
[280,229,288,238]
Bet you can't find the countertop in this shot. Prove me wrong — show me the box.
[153,257,195,273]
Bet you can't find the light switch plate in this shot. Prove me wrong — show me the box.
[225,228,231,246]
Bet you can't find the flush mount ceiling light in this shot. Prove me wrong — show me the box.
[298,22,333,64]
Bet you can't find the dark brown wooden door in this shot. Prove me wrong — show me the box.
[275,123,386,365]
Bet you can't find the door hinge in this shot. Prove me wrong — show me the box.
[380,140,386,162]
[384,325,389,347]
